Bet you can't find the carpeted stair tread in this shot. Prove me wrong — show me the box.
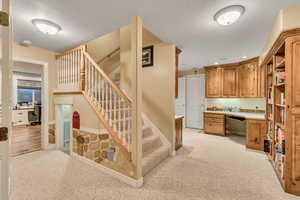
[142,133,162,158]
[142,127,153,139]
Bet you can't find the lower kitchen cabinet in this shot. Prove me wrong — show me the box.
[204,113,225,136]
[175,116,183,150]
[246,119,267,151]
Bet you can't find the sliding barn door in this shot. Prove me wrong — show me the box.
[0,0,12,199]
[186,75,205,129]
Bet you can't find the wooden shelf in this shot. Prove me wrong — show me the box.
[275,83,285,87]
[275,104,286,108]
[275,59,286,68]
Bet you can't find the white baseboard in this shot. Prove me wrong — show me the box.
[72,153,143,188]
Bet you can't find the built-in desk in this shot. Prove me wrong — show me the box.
[204,111,266,151]
[12,108,34,126]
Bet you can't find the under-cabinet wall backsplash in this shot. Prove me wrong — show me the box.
[206,98,266,110]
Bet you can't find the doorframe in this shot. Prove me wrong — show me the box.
[13,57,49,150]
[1,0,12,198]
[54,96,73,155]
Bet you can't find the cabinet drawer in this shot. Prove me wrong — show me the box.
[204,113,225,119]
[205,117,224,124]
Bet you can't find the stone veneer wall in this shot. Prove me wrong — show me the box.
[48,124,55,144]
[72,129,136,178]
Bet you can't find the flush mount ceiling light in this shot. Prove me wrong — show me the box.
[242,55,247,59]
[32,19,62,35]
[21,40,32,46]
[214,5,245,26]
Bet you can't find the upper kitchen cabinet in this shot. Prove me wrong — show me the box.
[258,64,266,98]
[222,67,238,97]
[238,61,258,98]
[205,57,262,98]
[205,67,221,97]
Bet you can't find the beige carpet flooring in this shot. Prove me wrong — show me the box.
[11,128,299,200]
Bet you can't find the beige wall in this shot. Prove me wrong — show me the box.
[13,42,57,121]
[120,25,133,97]
[120,26,176,150]
[142,43,176,150]
[86,30,120,63]
[260,5,300,64]
[72,94,104,129]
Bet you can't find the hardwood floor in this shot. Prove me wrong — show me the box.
[11,125,41,156]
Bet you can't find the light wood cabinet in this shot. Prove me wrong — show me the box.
[222,67,238,97]
[246,119,266,151]
[239,62,258,97]
[205,67,221,98]
[175,116,183,150]
[258,65,266,98]
[263,32,300,196]
[204,113,225,136]
[205,57,261,98]
[286,35,300,193]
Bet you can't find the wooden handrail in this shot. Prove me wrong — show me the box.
[56,45,87,60]
[96,47,120,64]
[83,51,132,104]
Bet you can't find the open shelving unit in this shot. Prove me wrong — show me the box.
[265,41,286,187]
[263,32,300,196]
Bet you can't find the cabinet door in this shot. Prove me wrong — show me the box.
[222,67,238,97]
[239,63,258,97]
[286,36,300,191]
[246,119,266,151]
[205,68,221,97]
[175,118,183,150]
[259,65,266,98]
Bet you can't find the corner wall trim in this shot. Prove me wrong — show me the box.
[72,153,143,188]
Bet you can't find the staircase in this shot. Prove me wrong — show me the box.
[55,45,169,176]
[142,116,169,176]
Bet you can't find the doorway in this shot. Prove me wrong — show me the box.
[10,61,45,156]
[57,105,72,155]
[185,74,206,129]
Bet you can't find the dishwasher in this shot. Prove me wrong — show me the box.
[226,116,246,136]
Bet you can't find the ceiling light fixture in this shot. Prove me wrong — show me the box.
[242,55,247,59]
[214,5,245,26]
[32,19,62,35]
[21,40,32,46]
[214,62,219,65]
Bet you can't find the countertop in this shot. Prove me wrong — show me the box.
[204,111,265,120]
[175,115,184,119]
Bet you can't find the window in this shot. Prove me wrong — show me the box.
[17,88,41,104]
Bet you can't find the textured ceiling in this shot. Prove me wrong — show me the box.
[12,0,300,70]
